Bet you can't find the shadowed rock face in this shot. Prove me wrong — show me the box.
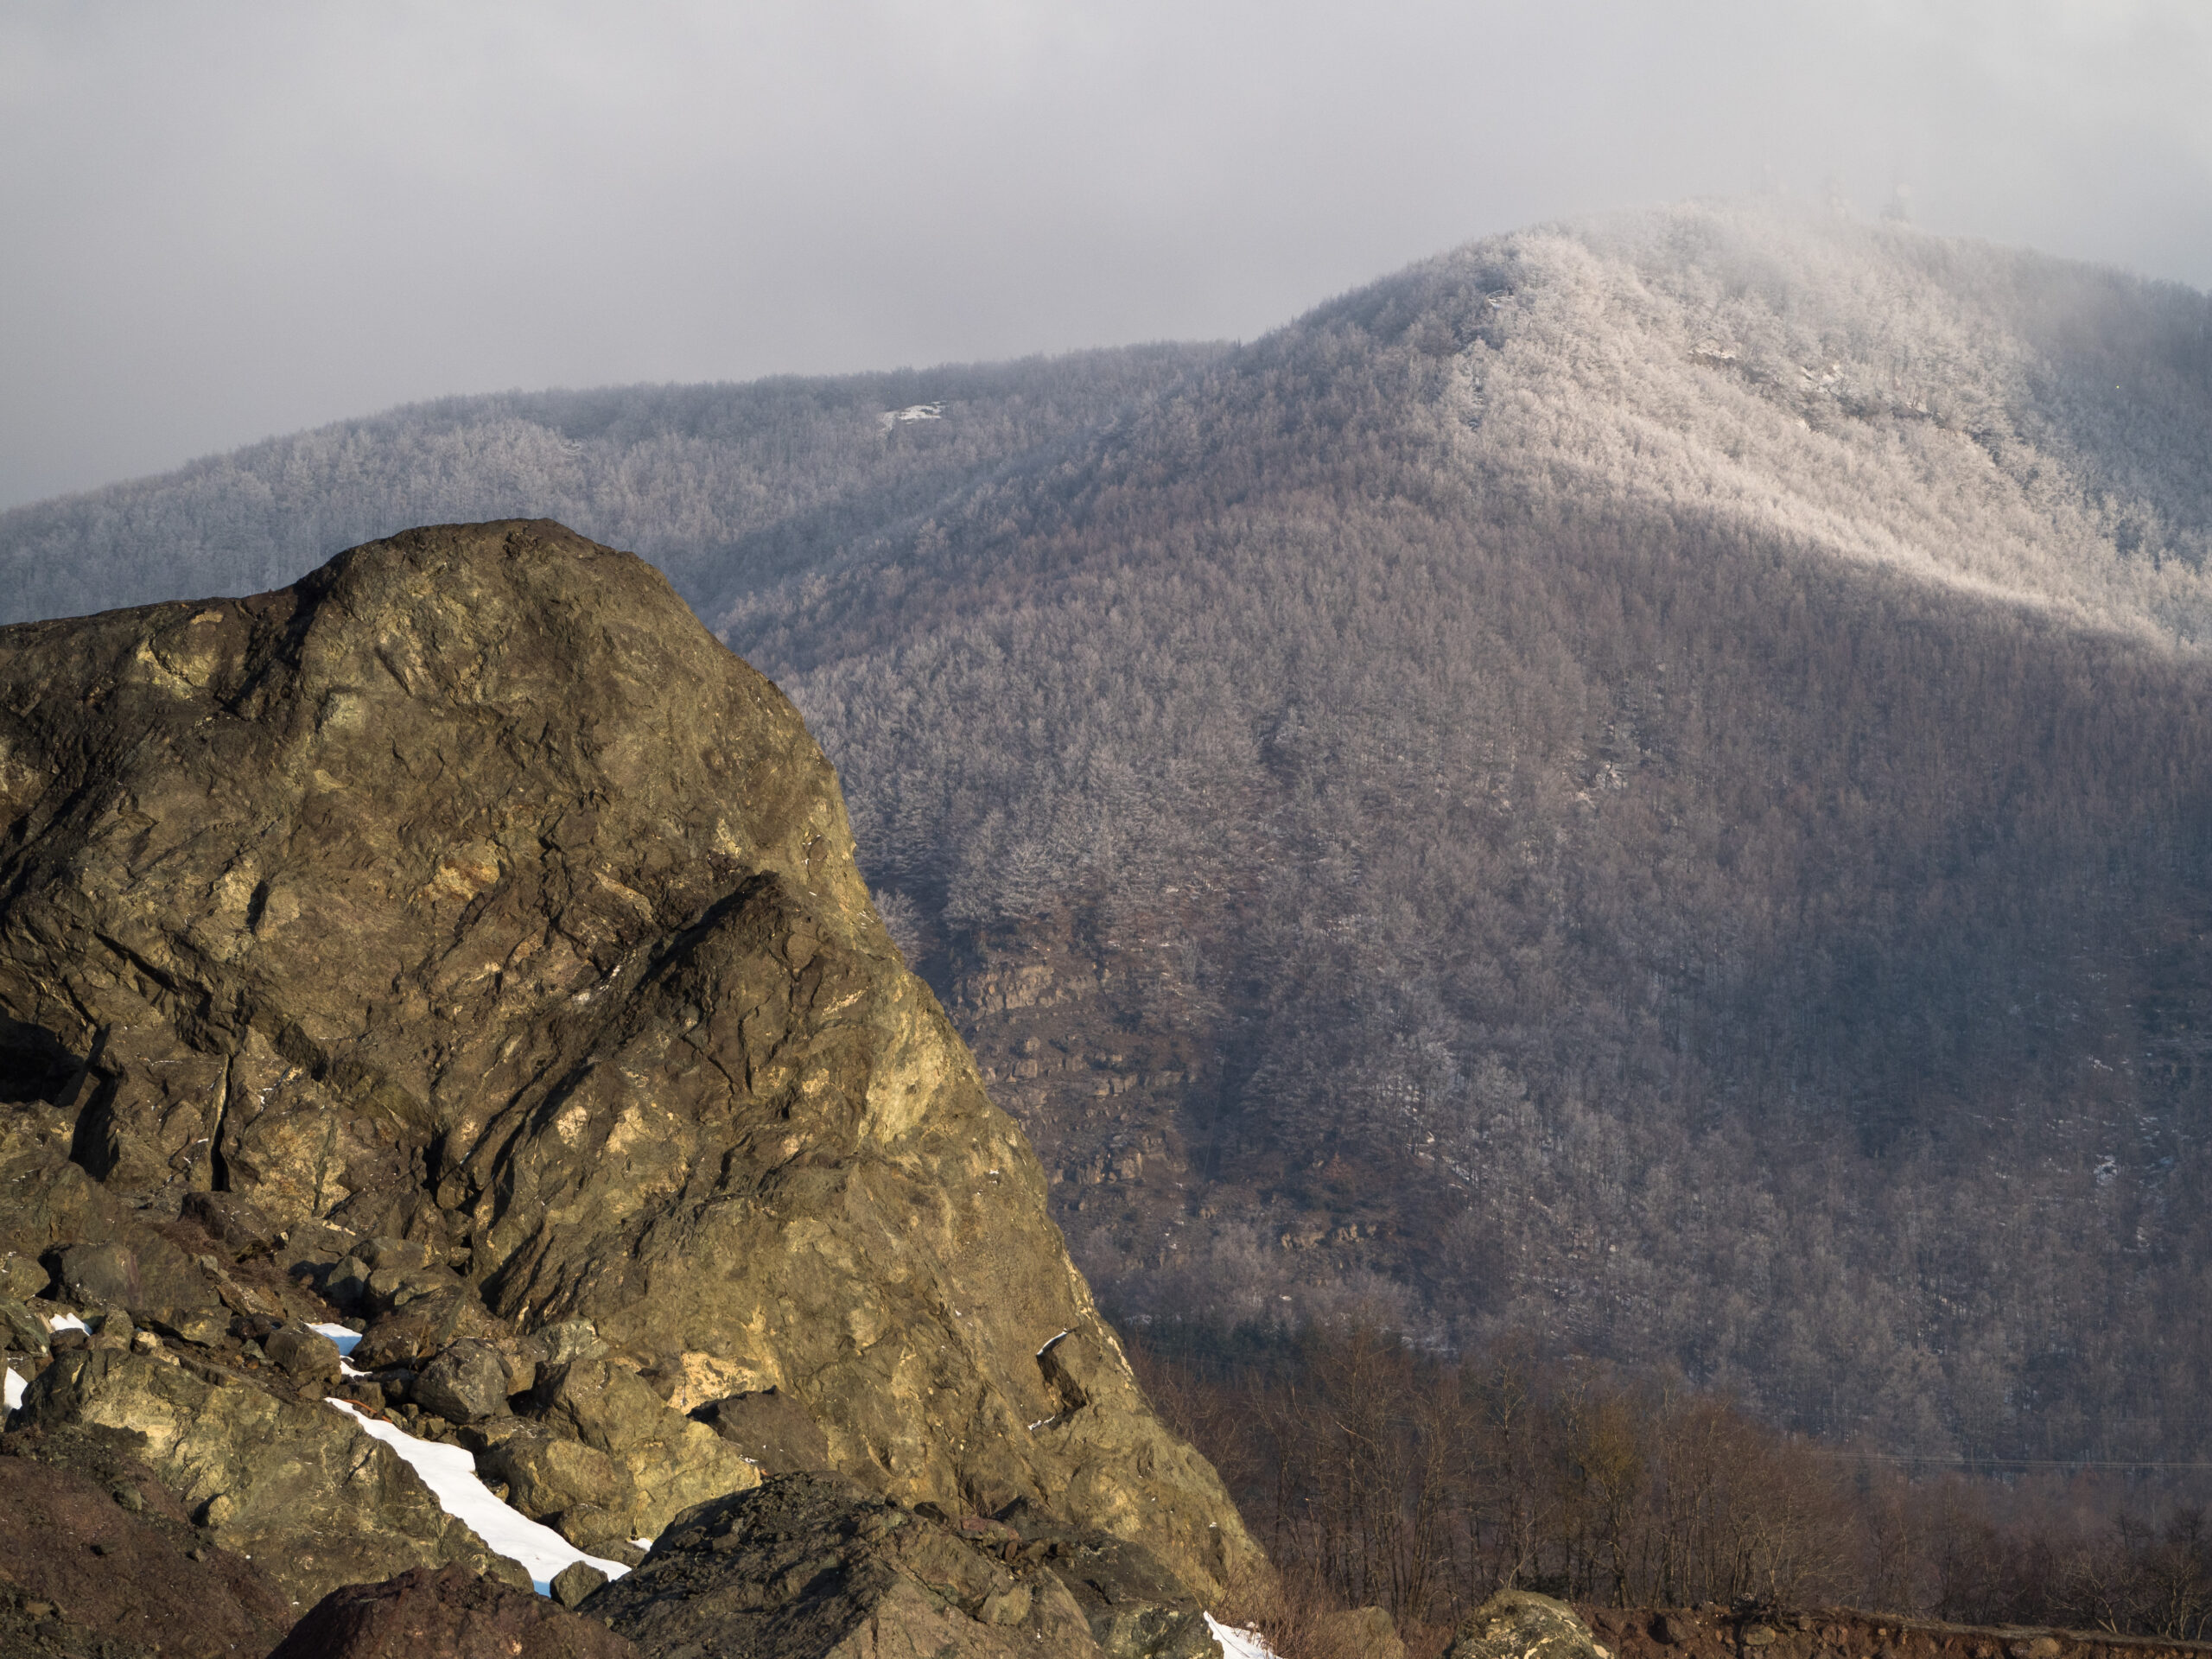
[0,519,1257,1599]
[0,1421,295,1659]
[583,1471,1221,1659]
[267,1564,640,1659]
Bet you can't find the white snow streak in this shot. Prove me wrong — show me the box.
[309,1322,367,1376]
[878,402,945,430]
[325,1398,630,1595]
[3,1367,23,1413]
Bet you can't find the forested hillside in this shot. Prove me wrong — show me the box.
[10,200,2212,1475]
[0,343,1218,626]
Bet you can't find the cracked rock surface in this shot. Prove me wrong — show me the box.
[0,518,1257,1606]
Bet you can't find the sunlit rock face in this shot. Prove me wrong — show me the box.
[0,518,1258,1602]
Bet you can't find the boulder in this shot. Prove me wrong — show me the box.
[267,1564,639,1659]
[1447,1592,1611,1659]
[526,1357,760,1538]
[583,1471,1116,1659]
[0,520,1260,1599]
[415,1338,513,1423]
[264,1319,344,1385]
[180,1189,281,1260]
[0,1421,294,1658]
[17,1347,524,1607]
[57,1238,142,1306]
[691,1386,831,1472]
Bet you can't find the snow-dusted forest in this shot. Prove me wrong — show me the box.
[10,200,2212,1471]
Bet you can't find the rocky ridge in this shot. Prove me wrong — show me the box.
[0,519,1257,1644]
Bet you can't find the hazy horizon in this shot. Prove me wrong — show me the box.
[6,0,2209,512]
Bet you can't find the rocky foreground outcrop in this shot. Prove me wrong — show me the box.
[582,1471,1222,1659]
[0,519,1259,1637]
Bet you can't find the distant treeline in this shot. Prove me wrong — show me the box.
[1128,1317,2212,1648]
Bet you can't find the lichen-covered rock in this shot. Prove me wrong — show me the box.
[526,1357,761,1539]
[1447,1592,1611,1659]
[267,1564,640,1659]
[17,1347,522,1606]
[0,520,1259,1599]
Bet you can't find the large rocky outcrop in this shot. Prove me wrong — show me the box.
[0,519,1258,1601]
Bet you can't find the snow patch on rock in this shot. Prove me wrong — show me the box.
[325,1397,631,1595]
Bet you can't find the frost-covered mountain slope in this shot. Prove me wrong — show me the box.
[10,200,2212,1470]
[1426,203,2212,642]
[0,343,1219,627]
[719,202,2212,1467]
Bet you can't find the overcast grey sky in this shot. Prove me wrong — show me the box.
[4,0,2209,511]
